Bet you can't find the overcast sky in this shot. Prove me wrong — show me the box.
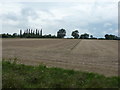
[0,0,119,38]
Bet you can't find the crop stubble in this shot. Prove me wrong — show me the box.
[2,39,118,76]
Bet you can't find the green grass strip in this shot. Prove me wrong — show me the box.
[2,60,120,88]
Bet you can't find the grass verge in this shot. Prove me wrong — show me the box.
[2,60,120,88]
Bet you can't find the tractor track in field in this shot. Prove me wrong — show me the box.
[70,40,82,51]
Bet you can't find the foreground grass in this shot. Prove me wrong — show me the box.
[2,60,120,88]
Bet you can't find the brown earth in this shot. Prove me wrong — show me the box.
[2,39,118,76]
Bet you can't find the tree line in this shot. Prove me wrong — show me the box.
[1,28,119,40]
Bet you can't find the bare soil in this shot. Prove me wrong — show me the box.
[2,39,118,76]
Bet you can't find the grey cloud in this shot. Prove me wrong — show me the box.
[3,13,18,21]
[2,2,118,38]
[21,8,39,19]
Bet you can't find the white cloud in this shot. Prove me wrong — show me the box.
[1,1,118,37]
[1,2,22,15]
[104,23,112,27]
[1,0,119,3]
[3,20,19,26]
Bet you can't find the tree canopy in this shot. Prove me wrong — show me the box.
[57,29,66,38]
[105,34,117,40]
[1,28,119,40]
[80,33,89,39]
[71,30,79,39]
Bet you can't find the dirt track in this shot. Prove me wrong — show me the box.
[2,39,118,76]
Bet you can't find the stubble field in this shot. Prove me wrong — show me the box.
[2,39,118,76]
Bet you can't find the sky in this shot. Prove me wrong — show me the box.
[0,0,119,38]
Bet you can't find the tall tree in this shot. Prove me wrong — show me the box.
[36,29,38,35]
[13,33,17,37]
[40,29,42,36]
[20,30,22,38]
[80,33,89,39]
[105,34,117,40]
[29,29,30,34]
[57,29,66,38]
[90,35,93,38]
[71,30,79,39]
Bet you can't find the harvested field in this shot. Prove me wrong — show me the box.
[2,39,118,76]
